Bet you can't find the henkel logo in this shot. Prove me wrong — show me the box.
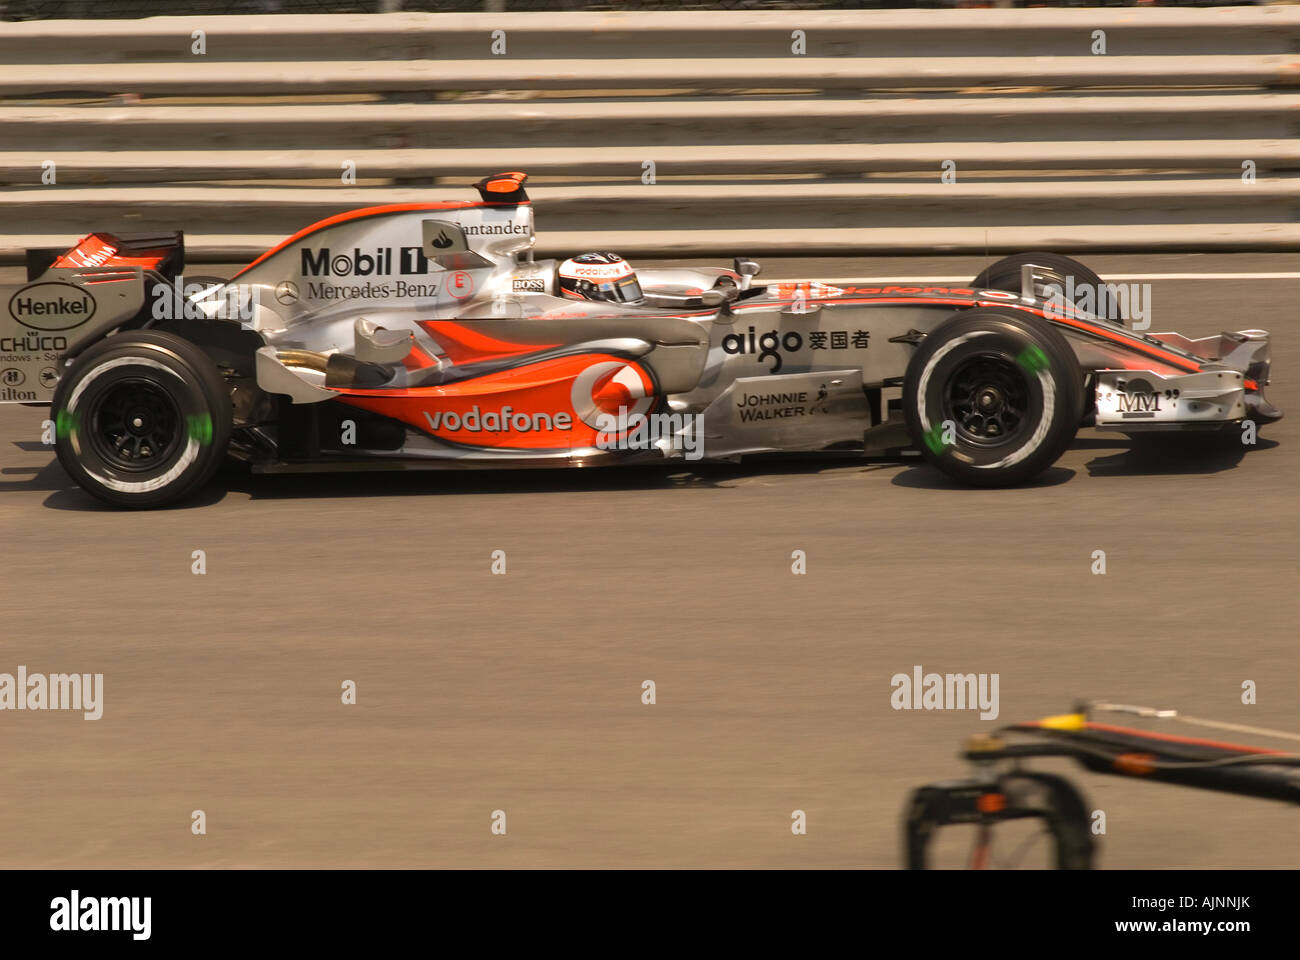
[9,282,96,331]
[300,247,431,277]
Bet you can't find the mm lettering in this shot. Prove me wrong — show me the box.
[1117,392,1160,413]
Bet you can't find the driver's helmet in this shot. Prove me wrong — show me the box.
[557,253,643,304]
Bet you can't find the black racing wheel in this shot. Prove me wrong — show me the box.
[52,331,232,508]
[904,308,1083,487]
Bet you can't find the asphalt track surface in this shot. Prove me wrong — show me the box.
[2,253,1298,868]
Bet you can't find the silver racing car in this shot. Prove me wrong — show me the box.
[0,172,1281,507]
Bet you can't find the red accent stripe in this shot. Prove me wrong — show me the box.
[736,295,1211,376]
[230,199,531,278]
[401,343,438,371]
[1026,310,1200,374]
[419,320,558,365]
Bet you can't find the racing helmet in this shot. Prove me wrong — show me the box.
[557,253,644,304]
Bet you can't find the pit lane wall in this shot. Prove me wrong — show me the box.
[1,7,1299,260]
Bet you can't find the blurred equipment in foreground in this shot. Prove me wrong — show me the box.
[904,701,1300,869]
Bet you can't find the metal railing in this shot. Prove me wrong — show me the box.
[2,8,1297,260]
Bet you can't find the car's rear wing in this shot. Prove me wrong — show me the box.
[0,265,146,404]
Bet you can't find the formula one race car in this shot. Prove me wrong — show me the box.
[0,171,1282,507]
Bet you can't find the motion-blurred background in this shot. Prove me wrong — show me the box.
[2,2,1298,870]
[1,2,1296,262]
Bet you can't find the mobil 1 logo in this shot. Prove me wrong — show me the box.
[300,246,434,278]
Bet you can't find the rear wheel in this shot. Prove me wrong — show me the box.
[52,331,232,508]
[904,308,1082,486]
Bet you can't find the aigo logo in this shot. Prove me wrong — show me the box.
[721,326,804,372]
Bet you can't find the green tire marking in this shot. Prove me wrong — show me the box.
[1016,344,1049,373]
[186,413,213,445]
[55,408,79,439]
[922,423,949,455]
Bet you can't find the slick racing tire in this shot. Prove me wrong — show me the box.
[52,331,232,508]
[972,252,1124,326]
[904,309,1082,487]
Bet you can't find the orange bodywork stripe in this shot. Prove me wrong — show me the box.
[231,200,531,278]
[401,343,438,372]
[418,320,559,365]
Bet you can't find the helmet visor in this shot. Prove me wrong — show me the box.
[590,274,643,303]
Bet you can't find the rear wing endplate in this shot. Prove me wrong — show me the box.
[0,266,145,404]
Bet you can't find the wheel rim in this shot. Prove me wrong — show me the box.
[89,378,182,471]
[943,354,1032,447]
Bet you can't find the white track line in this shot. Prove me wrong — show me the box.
[768,272,1300,283]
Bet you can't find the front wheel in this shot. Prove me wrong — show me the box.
[903,308,1082,487]
[52,331,232,508]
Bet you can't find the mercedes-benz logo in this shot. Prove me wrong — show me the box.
[275,280,300,304]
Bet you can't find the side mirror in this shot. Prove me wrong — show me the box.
[734,257,761,290]
[699,288,726,308]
